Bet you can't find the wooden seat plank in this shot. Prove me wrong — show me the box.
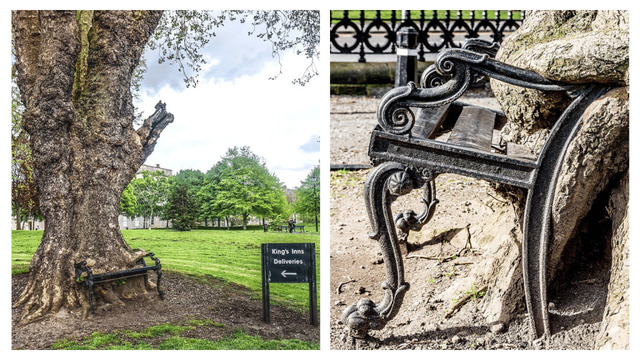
[447,106,496,152]
[410,104,451,139]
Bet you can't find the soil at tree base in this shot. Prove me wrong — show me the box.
[12,273,318,349]
[329,94,609,350]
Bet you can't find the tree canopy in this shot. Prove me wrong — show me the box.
[165,169,204,231]
[200,146,288,229]
[293,165,320,230]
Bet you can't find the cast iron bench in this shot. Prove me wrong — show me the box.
[74,252,165,310]
[341,39,610,340]
[293,225,306,233]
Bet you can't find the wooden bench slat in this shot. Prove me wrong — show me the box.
[506,142,537,160]
[447,106,496,152]
[410,104,451,139]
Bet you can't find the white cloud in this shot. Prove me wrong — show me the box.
[135,39,322,189]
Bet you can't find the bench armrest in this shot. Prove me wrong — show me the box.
[378,44,580,136]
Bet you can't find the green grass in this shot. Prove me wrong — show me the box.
[158,329,319,350]
[12,228,320,311]
[50,323,318,350]
[11,230,42,275]
[330,10,523,22]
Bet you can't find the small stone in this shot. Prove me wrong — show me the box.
[548,302,556,310]
[334,300,346,306]
[451,335,462,344]
[490,322,506,334]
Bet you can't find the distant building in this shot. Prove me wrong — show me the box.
[137,163,173,177]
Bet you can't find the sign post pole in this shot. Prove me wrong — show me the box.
[308,243,318,326]
[261,244,270,323]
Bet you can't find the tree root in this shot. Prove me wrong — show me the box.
[445,284,488,319]
[336,278,355,294]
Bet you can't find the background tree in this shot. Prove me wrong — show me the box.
[199,162,225,228]
[130,170,170,228]
[165,169,204,231]
[210,146,288,230]
[118,183,137,220]
[11,80,40,230]
[293,165,320,231]
[11,10,319,324]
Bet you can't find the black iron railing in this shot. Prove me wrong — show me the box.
[330,10,525,62]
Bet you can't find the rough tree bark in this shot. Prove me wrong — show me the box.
[12,10,173,324]
[467,10,628,347]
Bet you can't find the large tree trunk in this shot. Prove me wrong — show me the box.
[470,10,628,346]
[12,10,173,324]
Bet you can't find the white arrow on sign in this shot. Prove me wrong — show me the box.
[281,270,297,277]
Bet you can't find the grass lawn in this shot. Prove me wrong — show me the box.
[12,228,320,349]
[330,10,524,22]
[12,228,319,311]
[51,324,319,350]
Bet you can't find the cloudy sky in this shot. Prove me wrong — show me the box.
[134,13,322,189]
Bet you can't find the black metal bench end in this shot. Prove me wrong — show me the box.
[74,252,164,311]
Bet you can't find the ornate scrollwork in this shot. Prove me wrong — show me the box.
[378,45,578,137]
[377,58,472,135]
[376,83,417,135]
[420,64,448,89]
[462,38,500,57]
[342,163,439,338]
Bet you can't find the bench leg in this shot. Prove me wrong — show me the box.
[342,162,438,337]
[87,278,96,310]
[156,267,165,299]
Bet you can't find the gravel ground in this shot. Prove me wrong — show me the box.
[329,91,608,350]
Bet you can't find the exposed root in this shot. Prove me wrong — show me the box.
[445,284,489,319]
[337,277,355,294]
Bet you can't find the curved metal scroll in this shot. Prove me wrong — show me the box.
[342,162,438,337]
[378,47,577,136]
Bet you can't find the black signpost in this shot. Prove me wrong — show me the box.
[261,243,318,326]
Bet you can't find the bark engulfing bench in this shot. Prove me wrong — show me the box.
[74,252,165,310]
[341,39,610,340]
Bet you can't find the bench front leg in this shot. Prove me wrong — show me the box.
[342,162,437,337]
[148,253,165,300]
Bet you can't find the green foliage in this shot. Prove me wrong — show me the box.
[200,146,289,230]
[11,76,40,229]
[293,165,320,227]
[148,10,319,87]
[166,169,204,231]
[118,183,137,219]
[129,170,170,228]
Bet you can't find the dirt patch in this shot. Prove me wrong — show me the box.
[12,272,318,349]
[329,94,609,350]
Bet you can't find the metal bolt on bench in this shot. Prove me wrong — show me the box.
[74,252,165,310]
[341,38,610,340]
